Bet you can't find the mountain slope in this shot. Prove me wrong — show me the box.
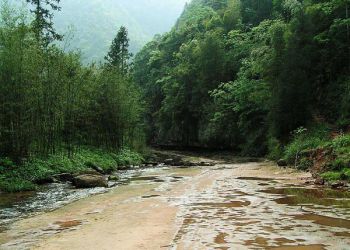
[54,0,189,62]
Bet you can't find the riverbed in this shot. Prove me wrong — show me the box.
[0,154,349,249]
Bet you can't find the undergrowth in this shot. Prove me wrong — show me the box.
[0,147,144,193]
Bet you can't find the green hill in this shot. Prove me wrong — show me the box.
[53,0,189,62]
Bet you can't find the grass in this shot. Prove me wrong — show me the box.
[0,147,144,193]
[281,124,350,181]
[284,125,330,165]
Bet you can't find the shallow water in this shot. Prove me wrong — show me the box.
[170,165,350,249]
[1,162,350,249]
[0,166,178,231]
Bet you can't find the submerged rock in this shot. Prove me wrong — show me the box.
[72,174,108,188]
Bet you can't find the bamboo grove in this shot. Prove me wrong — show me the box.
[0,1,144,162]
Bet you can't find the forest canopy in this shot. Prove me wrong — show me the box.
[134,0,350,157]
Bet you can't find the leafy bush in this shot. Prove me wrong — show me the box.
[331,134,350,149]
[284,125,329,164]
[297,158,313,171]
[321,168,350,182]
[115,148,144,167]
[267,136,283,160]
[0,147,144,192]
[0,178,37,193]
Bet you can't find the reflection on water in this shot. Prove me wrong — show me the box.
[1,162,350,250]
[263,188,350,208]
[171,166,350,249]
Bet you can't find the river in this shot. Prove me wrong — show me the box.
[0,152,349,249]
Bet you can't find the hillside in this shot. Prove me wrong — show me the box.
[54,0,189,62]
[134,0,350,180]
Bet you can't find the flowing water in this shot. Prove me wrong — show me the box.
[0,160,350,249]
[0,166,173,232]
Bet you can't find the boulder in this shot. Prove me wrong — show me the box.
[331,181,347,189]
[164,159,174,165]
[77,169,102,176]
[53,173,75,183]
[85,162,106,174]
[72,174,108,188]
[277,159,288,167]
[199,161,215,167]
[35,176,55,185]
[91,165,105,174]
[108,175,120,181]
[314,177,325,185]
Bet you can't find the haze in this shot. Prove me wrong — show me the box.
[54,0,189,62]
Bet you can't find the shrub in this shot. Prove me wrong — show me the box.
[0,177,37,193]
[267,136,283,160]
[115,148,144,167]
[331,134,350,149]
[321,171,341,181]
[0,147,145,192]
[284,125,329,164]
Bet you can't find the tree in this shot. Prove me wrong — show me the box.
[25,0,62,45]
[105,26,132,74]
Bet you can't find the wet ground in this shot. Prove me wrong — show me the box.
[0,166,173,230]
[0,155,349,249]
[170,166,350,249]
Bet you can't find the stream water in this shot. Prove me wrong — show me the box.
[1,162,350,249]
[169,166,350,249]
[0,166,171,232]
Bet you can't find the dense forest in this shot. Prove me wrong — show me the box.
[134,0,350,180]
[0,0,144,191]
[0,0,350,192]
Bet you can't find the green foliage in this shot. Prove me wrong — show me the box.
[331,134,350,149]
[0,178,37,193]
[134,0,350,158]
[284,126,330,164]
[105,26,132,74]
[0,3,145,162]
[321,168,350,182]
[0,147,144,192]
[115,148,145,167]
[267,136,283,160]
[0,2,146,192]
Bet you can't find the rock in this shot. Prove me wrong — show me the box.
[35,176,55,185]
[144,162,158,166]
[53,173,75,182]
[277,159,288,167]
[85,162,106,174]
[331,181,347,189]
[314,177,325,185]
[72,174,108,188]
[91,165,105,174]
[199,161,215,167]
[108,175,120,181]
[164,159,174,165]
[78,169,103,176]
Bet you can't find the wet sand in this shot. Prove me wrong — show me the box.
[0,157,350,250]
